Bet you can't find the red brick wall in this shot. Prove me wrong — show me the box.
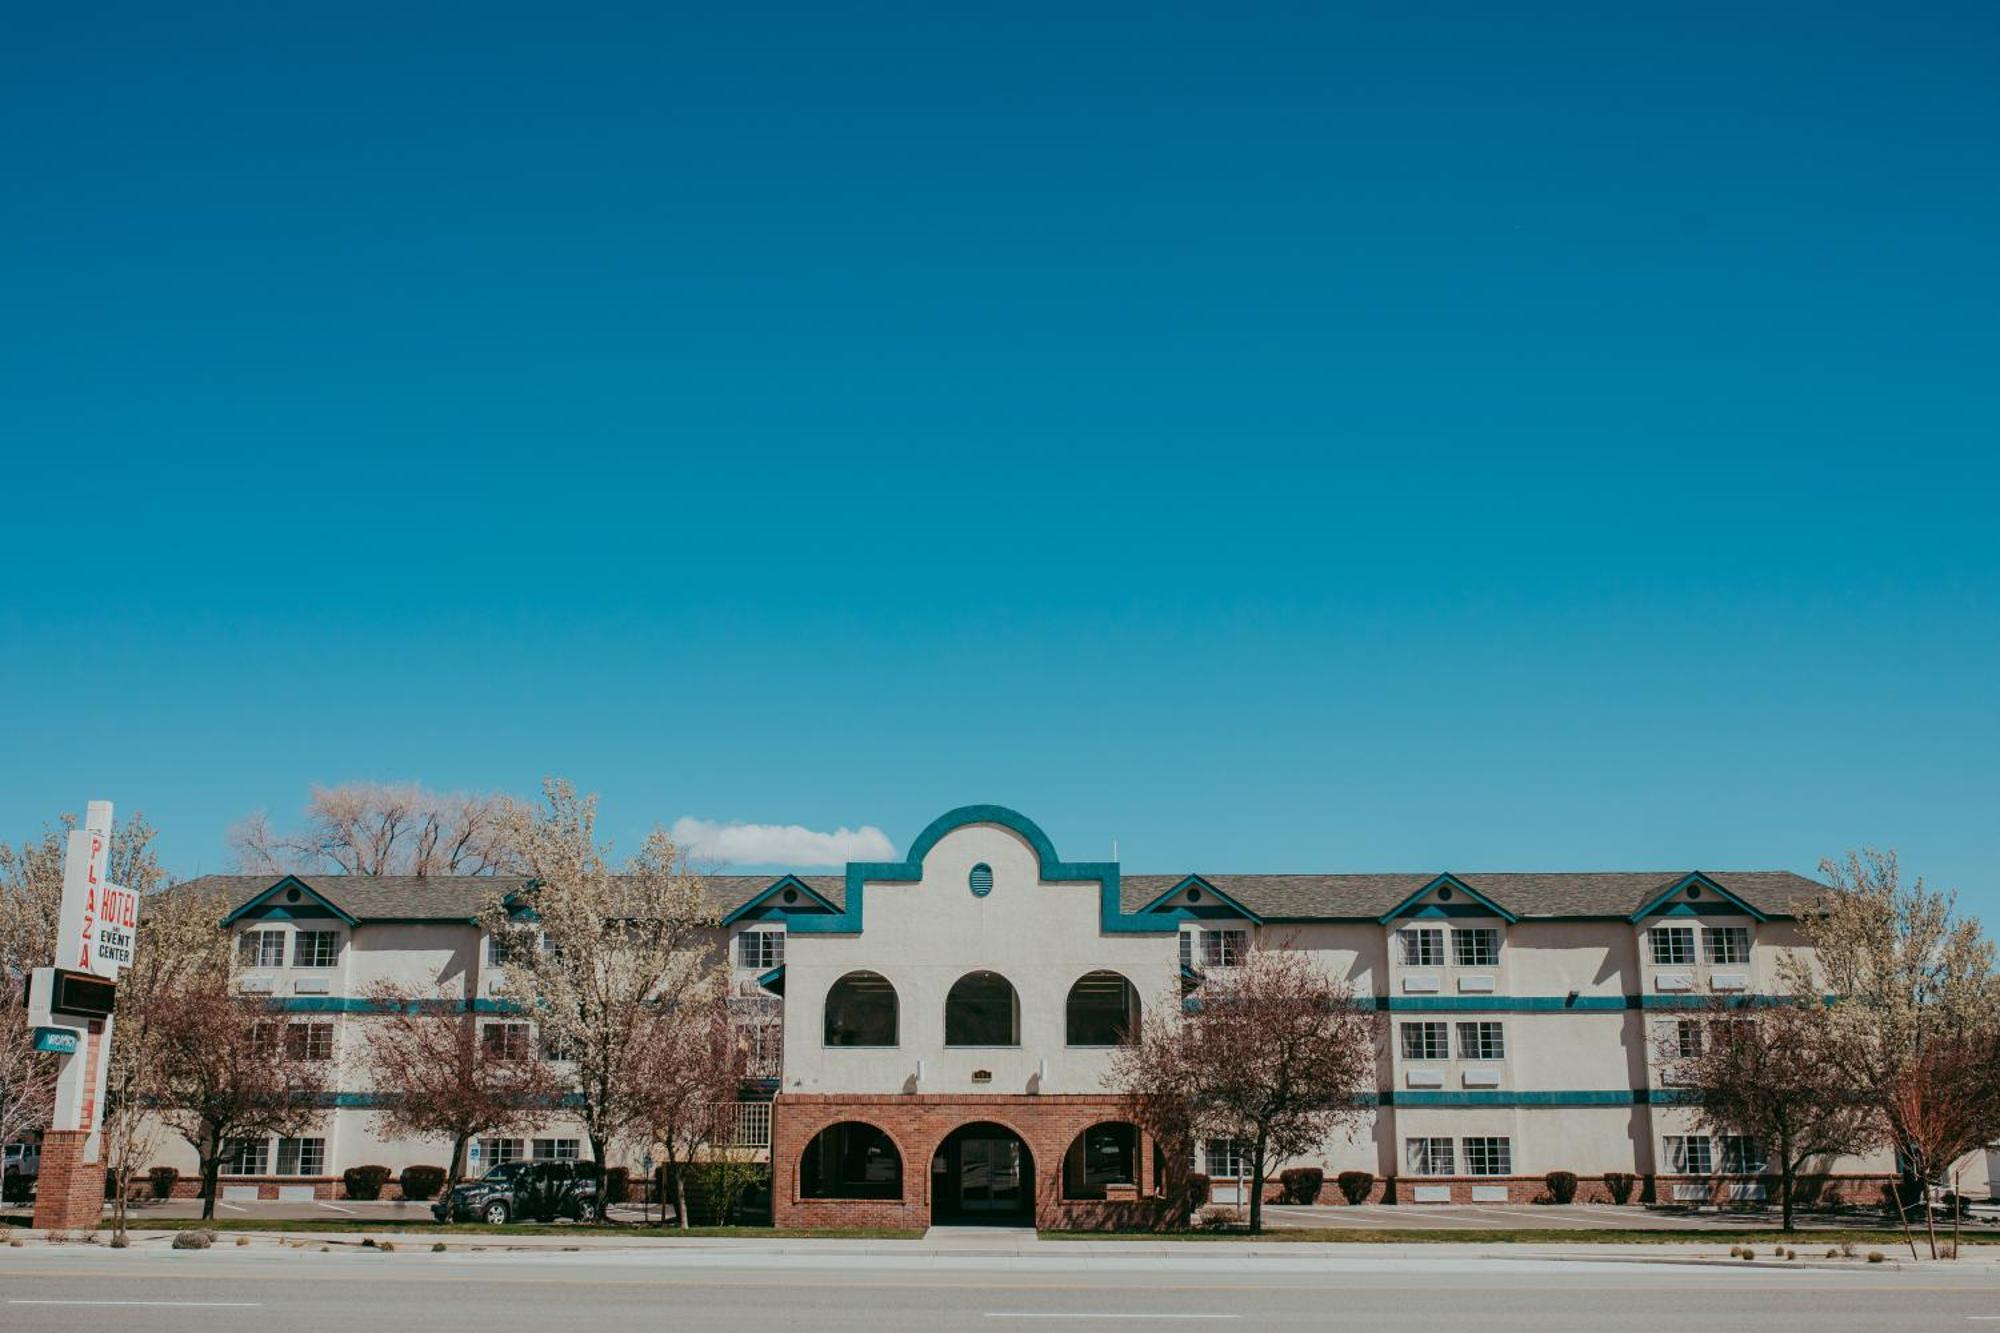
[773,1094,1173,1231]
[30,1130,103,1231]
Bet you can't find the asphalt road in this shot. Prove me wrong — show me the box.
[3,1243,1996,1332]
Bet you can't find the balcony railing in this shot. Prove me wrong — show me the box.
[709,1101,772,1149]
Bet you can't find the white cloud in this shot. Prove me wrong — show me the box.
[671,816,896,868]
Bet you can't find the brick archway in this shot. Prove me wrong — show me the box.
[772,1094,1173,1232]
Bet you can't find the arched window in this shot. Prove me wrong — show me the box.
[944,970,1019,1046]
[1065,970,1141,1046]
[1061,1122,1139,1200]
[824,971,899,1047]
[799,1122,902,1199]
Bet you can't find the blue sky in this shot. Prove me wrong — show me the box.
[4,4,1996,914]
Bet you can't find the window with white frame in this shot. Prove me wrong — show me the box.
[239,930,285,969]
[1463,1137,1512,1176]
[1198,929,1246,968]
[486,933,515,968]
[1665,1134,1713,1174]
[482,1022,532,1060]
[532,1138,579,1161]
[1406,1137,1454,1176]
[1721,1135,1765,1174]
[1399,928,1445,968]
[223,1137,269,1175]
[1203,1138,1247,1178]
[285,1021,334,1061]
[1674,1018,1704,1059]
[1400,1021,1450,1061]
[1456,1021,1505,1061]
[250,1021,282,1059]
[293,930,341,968]
[1453,928,1500,967]
[1705,927,1750,965]
[1650,926,1696,966]
[477,1137,523,1167]
[541,1028,575,1062]
[276,1136,325,1176]
[738,929,785,971]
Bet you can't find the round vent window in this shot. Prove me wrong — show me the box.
[1187,887,1204,904]
[1437,886,1454,901]
[782,887,799,904]
[1687,885,1703,899]
[969,863,994,898]
[285,888,301,903]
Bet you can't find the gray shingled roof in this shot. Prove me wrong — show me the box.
[175,873,847,923]
[1121,870,1828,920]
[180,867,1824,925]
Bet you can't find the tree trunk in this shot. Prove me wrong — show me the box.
[588,1134,608,1224]
[447,1133,470,1195]
[674,1159,691,1232]
[1248,1133,1267,1235]
[1778,1128,1794,1233]
[199,1133,222,1222]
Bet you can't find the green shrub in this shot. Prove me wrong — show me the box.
[1279,1167,1324,1205]
[1,1169,31,1203]
[1602,1171,1636,1205]
[1335,1171,1374,1205]
[1182,1172,1212,1210]
[398,1165,446,1201]
[148,1166,179,1199]
[1545,1171,1578,1205]
[603,1166,631,1205]
[343,1165,393,1201]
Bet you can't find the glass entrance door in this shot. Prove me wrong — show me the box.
[958,1137,1024,1212]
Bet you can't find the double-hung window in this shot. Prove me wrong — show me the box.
[1452,928,1500,967]
[532,1138,579,1162]
[738,929,785,971]
[1456,1021,1505,1061]
[1650,926,1696,967]
[1399,928,1445,968]
[486,933,515,968]
[1705,927,1750,965]
[1721,1136,1764,1174]
[293,930,340,968]
[1665,1134,1713,1174]
[482,1022,532,1061]
[1200,930,1246,968]
[1405,1137,1454,1176]
[239,930,285,969]
[276,1137,325,1176]
[223,1138,269,1175]
[477,1138,523,1166]
[1203,1138,1247,1178]
[1674,1018,1704,1060]
[286,1022,334,1061]
[1400,1021,1450,1061]
[1463,1137,1512,1176]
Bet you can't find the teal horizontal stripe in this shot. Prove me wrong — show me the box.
[277,994,1806,1016]
[1378,995,1633,1012]
[270,997,523,1014]
[1387,1089,1645,1108]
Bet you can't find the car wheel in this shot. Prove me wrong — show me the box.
[573,1198,598,1222]
[482,1200,510,1225]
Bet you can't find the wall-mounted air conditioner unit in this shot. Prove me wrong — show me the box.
[1457,974,1496,993]
[1401,974,1440,994]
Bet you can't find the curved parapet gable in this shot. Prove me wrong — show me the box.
[787,804,1174,937]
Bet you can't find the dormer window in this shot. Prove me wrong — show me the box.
[1650,926,1696,966]
[293,931,341,969]
[239,930,285,969]
[1704,927,1749,965]
[1398,928,1445,968]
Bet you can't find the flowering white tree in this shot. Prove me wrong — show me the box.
[231,782,526,876]
[480,779,727,1177]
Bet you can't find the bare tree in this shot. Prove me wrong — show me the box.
[1,809,166,981]
[154,980,332,1219]
[359,980,560,1196]
[1655,997,1878,1232]
[619,983,746,1228]
[1780,850,2000,1258]
[230,782,526,877]
[1107,944,1382,1233]
[481,779,727,1184]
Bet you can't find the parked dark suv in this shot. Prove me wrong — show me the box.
[433,1161,601,1225]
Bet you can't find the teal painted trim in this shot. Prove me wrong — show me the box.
[1379,874,1519,926]
[1133,875,1265,924]
[720,875,843,926]
[1387,1089,1644,1108]
[788,804,1175,939]
[1628,873,1768,925]
[221,876,360,927]
[236,903,340,922]
[269,996,525,1015]
[756,964,785,991]
[1383,995,1636,1012]
[320,1091,583,1110]
[1638,994,1798,1010]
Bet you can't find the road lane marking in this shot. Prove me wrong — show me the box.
[986,1316,1240,1322]
[318,1203,357,1215]
[10,1300,264,1308]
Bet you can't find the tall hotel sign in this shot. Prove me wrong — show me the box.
[28,799,139,1229]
